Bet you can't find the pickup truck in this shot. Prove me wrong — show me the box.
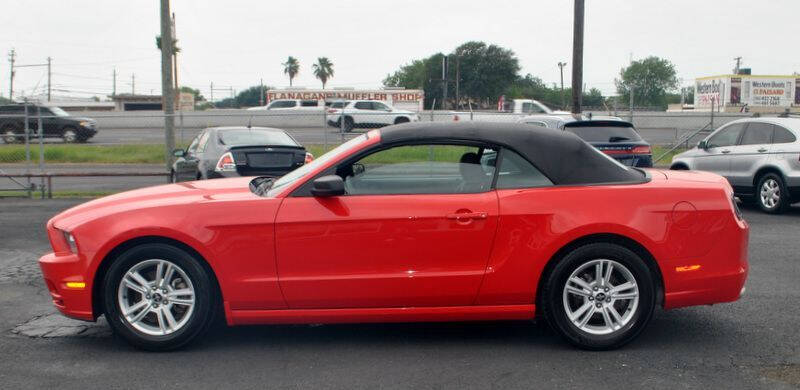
[450,99,572,123]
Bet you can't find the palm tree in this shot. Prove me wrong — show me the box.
[282,56,300,87]
[312,57,334,89]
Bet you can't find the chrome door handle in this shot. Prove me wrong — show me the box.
[446,212,487,220]
[720,149,731,154]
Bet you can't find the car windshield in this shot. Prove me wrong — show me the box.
[264,134,369,197]
[565,125,642,143]
[48,106,70,117]
[219,129,297,146]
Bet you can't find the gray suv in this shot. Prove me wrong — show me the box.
[671,118,800,214]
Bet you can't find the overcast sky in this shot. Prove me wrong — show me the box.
[2,0,798,101]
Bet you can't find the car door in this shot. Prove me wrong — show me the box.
[38,107,60,136]
[175,131,207,181]
[693,122,745,178]
[351,101,373,125]
[371,101,394,125]
[274,143,500,309]
[728,122,773,190]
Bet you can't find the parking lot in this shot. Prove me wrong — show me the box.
[0,198,798,389]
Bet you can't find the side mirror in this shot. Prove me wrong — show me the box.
[173,149,186,157]
[311,175,345,197]
[697,140,708,150]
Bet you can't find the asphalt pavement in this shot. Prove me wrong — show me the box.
[0,198,798,389]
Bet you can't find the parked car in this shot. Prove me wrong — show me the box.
[246,99,322,111]
[326,100,419,131]
[563,120,653,167]
[39,122,748,351]
[170,126,312,182]
[517,114,624,129]
[671,118,800,213]
[0,103,97,143]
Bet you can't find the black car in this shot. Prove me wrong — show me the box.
[562,120,653,168]
[0,104,97,143]
[171,126,313,182]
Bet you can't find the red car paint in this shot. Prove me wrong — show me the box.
[39,132,748,325]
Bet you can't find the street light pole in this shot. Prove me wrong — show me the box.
[558,61,567,110]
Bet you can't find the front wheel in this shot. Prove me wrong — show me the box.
[102,243,217,351]
[542,243,655,350]
[756,173,789,214]
[62,127,78,143]
[2,127,18,144]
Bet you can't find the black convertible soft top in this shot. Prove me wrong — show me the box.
[379,121,645,185]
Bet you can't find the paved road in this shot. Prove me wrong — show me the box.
[0,199,798,389]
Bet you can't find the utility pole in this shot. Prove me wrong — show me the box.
[8,49,16,99]
[160,0,176,174]
[259,78,264,106]
[112,67,117,97]
[46,57,51,102]
[629,84,635,122]
[172,12,179,109]
[733,56,742,74]
[210,82,213,103]
[455,56,460,110]
[441,56,448,110]
[557,61,567,110]
[571,0,585,114]
[131,74,135,94]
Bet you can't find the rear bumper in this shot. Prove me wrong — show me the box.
[38,252,95,321]
[663,217,749,310]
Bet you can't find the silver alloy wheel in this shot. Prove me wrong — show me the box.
[117,259,195,336]
[62,129,77,143]
[760,178,780,209]
[562,259,639,335]
[2,130,16,144]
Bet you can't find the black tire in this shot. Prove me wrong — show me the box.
[1,126,19,144]
[61,127,79,143]
[542,242,656,350]
[343,116,354,132]
[102,243,217,351]
[755,172,789,214]
[169,170,177,183]
[394,117,410,125]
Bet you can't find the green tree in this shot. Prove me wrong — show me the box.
[211,85,271,108]
[312,57,334,89]
[179,86,204,102]
[383,53,446,108]
[615,56,678,109]
[283,56,300,87]
[453,41,520,106]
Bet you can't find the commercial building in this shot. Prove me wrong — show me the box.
[694,74,800,113]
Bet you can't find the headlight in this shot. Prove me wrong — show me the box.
[63,231,77,253]
[79,121,90,127]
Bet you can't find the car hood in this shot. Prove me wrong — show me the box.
[50,177,259,231]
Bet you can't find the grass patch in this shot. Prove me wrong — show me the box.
[651,145,688,167]
[0,144,169,164]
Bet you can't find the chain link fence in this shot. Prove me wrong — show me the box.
[0,103,784,197]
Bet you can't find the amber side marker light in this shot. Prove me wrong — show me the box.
[65,282,86,289]
[675,265,701,272]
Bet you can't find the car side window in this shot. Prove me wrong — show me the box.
[372,102,389,111]
[354,102,373,110]
[707,123,745,148]
[196,131,211,153]
[186,133,202,155]
[739,122,773,146]
[772,126,797,144]
[338,144,497,195]
[524,120,548,128]
[300,100,318,107]
[496,149,553,189]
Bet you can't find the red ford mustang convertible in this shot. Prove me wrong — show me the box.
[39,122,748,351]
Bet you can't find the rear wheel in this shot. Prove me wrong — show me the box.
[102,243,216,351]
[394,117,410,125]
[542,243,655,350]
[756,173,789,214]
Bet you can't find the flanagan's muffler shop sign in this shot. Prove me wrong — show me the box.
[266,89,424,110]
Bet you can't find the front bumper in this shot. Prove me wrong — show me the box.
[38,252,95,321]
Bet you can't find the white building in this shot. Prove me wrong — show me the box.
[694,74,800,112]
